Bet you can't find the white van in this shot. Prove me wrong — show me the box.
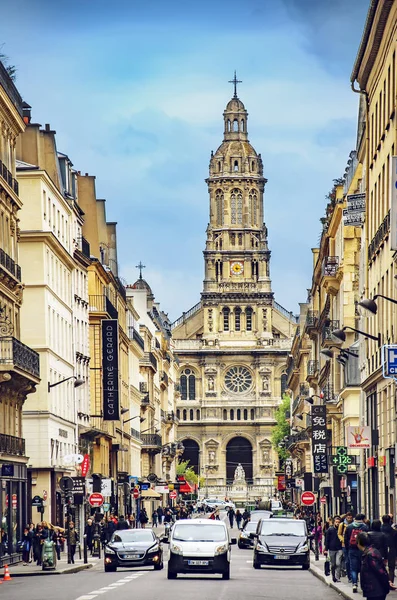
[166,519,236,579]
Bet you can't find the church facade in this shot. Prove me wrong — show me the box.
[172,82,297,501]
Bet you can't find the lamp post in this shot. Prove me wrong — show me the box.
[48,376,85,392]
[358,294,397,315]
[331,326,381,347]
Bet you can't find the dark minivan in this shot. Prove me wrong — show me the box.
[252,518,310,570]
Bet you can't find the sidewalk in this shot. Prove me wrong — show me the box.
[4,554,99,578]
[309,555,359,600]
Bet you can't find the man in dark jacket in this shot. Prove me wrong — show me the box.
[116,515,130,530]
[345,513,369,593]
[381,515,397,582]
[324,516,343,582]
[369,520,388,561]
[357,532,394,600]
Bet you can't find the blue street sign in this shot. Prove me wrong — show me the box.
[141,483,149,490]
[382,344,397,378]
[103,502,110,512]
[129,476,139,485]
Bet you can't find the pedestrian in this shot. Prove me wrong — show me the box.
[33,524,43,565]
[66,522,79,564]
[339,512,353,582]
[52,528,63,561]
[357,531,395,600]
[84,518,94,554]
[139,508,149,529]
[235,510,243,530]
[381,515,397,582]
[116,515,130,530]
[242,509,250,528]
[312,515,324,554]
[345,512,369,593]
[228,506,235,528]
[324,516,343,583]
[369,519,389,560]
[152,510,158,527]
[21,526,33,565]
[157,506,164,525]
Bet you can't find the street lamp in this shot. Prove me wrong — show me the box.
[332,325,381,346]
[321,347,358,360]
[123,415,145,425]
[121,407,129,415]
[48,376,84,392]
[358,294,397,315]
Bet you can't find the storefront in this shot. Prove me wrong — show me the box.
[0,461,28,567]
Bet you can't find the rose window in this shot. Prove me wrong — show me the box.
[224,366,252,393]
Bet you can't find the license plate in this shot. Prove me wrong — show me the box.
[188,560,209,566]
[274,555,289,560]
[124,554,140,559]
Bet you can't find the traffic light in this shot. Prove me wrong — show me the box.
[92,473,102,493]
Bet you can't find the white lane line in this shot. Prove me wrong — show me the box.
[87,592,107,595]
[75,596,97,600]
[107,582,126,586]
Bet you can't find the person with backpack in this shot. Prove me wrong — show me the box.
[345,513,369,593]
[382,515,397,583]
[369,520,388,561]
[324,516,343,583]
[339,512,353,581]
[357,531,396,600]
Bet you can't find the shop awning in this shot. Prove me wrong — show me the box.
[179,481,194,494]
[141,488,162,498]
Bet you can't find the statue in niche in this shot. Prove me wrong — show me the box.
[263,446,271,463]
[262,375,270,392]
[234,463,246,482]
[208,450,216,463]
[208,375,215,391]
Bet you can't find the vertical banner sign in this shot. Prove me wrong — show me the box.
[311,405,328,474]
[390,156,397,250]
[102,319,119,420]
[284,458,293,479]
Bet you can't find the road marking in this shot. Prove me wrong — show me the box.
[75,596,97,600]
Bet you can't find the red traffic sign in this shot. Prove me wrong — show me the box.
[301,491,316,506]
[169,490,177,500]
[132,488,140,499]
[88,492,104,507]
[320,496,327,504]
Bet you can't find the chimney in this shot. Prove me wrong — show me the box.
[22,101,32,124]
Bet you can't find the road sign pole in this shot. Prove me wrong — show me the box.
[314,503,319,562]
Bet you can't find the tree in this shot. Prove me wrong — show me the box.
[0,45,16,81]
[177,459,205,487]
[271,393,291,462]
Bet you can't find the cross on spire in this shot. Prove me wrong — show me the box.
[228,71,242,98]
[136,261,146,279]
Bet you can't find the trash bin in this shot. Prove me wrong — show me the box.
[42,539,57,571]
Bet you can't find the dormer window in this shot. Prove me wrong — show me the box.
[218,161,221,172]
[234,160,239,172]
[233,119,238,132]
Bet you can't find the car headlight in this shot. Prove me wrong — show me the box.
[215,544,228,555]
[171,543,183,555]
[149,544,160,552]
[256,542,268,552]
[240,532,248,539]
[297,543,309,553]
[105,546,116,554]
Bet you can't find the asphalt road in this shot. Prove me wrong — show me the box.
[3,528,341,600]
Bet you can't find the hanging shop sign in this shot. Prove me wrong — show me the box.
[102,319,120,421]
[332,446,352,474]
[346,426,371,449]
[284,459,293,479]
[311,405,328,474]
[343,193,366,227]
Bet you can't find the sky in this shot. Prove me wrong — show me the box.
[1,0,369,321]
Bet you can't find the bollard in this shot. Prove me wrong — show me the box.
[83,534,88,564]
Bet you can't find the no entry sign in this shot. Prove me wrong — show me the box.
[88,493,104,507]
[132,488,140,499]
[301,491,316,506]
[169,490,177,499]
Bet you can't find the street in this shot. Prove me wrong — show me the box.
[2,527,341,600]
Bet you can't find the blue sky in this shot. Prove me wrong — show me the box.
[2,0,368,321]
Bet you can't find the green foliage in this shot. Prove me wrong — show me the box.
[0,46,16,81]
[271,394,291,461]
[176,459,205,487]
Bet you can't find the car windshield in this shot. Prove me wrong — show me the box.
[111,530,154,543]
[243,523,257,532]
[260,520,306,536]
[173,524,227,542]
[250,511,271,522]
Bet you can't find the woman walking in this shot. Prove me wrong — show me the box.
[235,510,243,530]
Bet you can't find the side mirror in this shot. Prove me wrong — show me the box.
[249,533,257,539]
[230,538,237,545]
[162,537,169,544]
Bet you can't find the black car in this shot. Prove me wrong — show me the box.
[252,518,310,570]
[104,529,163,572]
[238,522,257,548]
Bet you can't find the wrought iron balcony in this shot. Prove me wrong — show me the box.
[0,337,40,379]
[0,248,21,281]
[141,394,150,406]
[0,160,19,196]
[300,383,310,397]
[140,351,157,371]
[88,294,118,319]
[139,381,148,393]
[322,382,335,402]
[141,433,162,449]
[0,433,25,456]
[130,428,141,441]
[322,320,339,346]
[307,360,319,377]
[305,310,318,329]
[81,237,90,259]
[368,210,390,262]
[322,256,339,277]
[287,430,310,448]
[128,326,145,350]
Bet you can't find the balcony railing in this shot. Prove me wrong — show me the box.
[322,382,335,402]
[0,248,21,281]
[130,428,141,441]
[300,383,310,397]
[287,430,310,447]
[88,294,118,319]
[139,382,148,393]
[307,360,319,377]
[368,210,390,262]
[141,433,162,448]
[0,433,25,456]
[81,237,90,259]
[322,256,339,277]
[305,310,318,329]
[0,337,40,379]
[322,320,339,345]
[0,61,23,116]
[128,327,145,350]
[141,394,150,406]
[0,159,19,196]
[140,351,157,371]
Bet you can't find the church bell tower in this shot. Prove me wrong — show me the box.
[203,73,273,343]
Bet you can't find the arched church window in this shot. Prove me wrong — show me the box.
[180,368,196,400]
[237,409,241,420]
[252,161,255,171]
[235,307,241,331]
[230,409,234,421]
[223,307,230,331]
[227,119,231,132]
[234,160,239,172]
[215,190,224,226]
[223,409,227,421]
[196,409,200,420]
[241,120,245,132]
[190,409,194,421]
[246,307,253,331]
[231,189,243,224]
[233,119,238,132]
[218,161,221,172]
[249,190,258,225]
[243,409,248,420]
[250,408,255,421]
[183,409,187,421]
[176,409,180,420]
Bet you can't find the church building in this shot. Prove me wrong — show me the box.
[171,77,297,501]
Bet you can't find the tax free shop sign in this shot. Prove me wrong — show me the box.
[102,319,120,421]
